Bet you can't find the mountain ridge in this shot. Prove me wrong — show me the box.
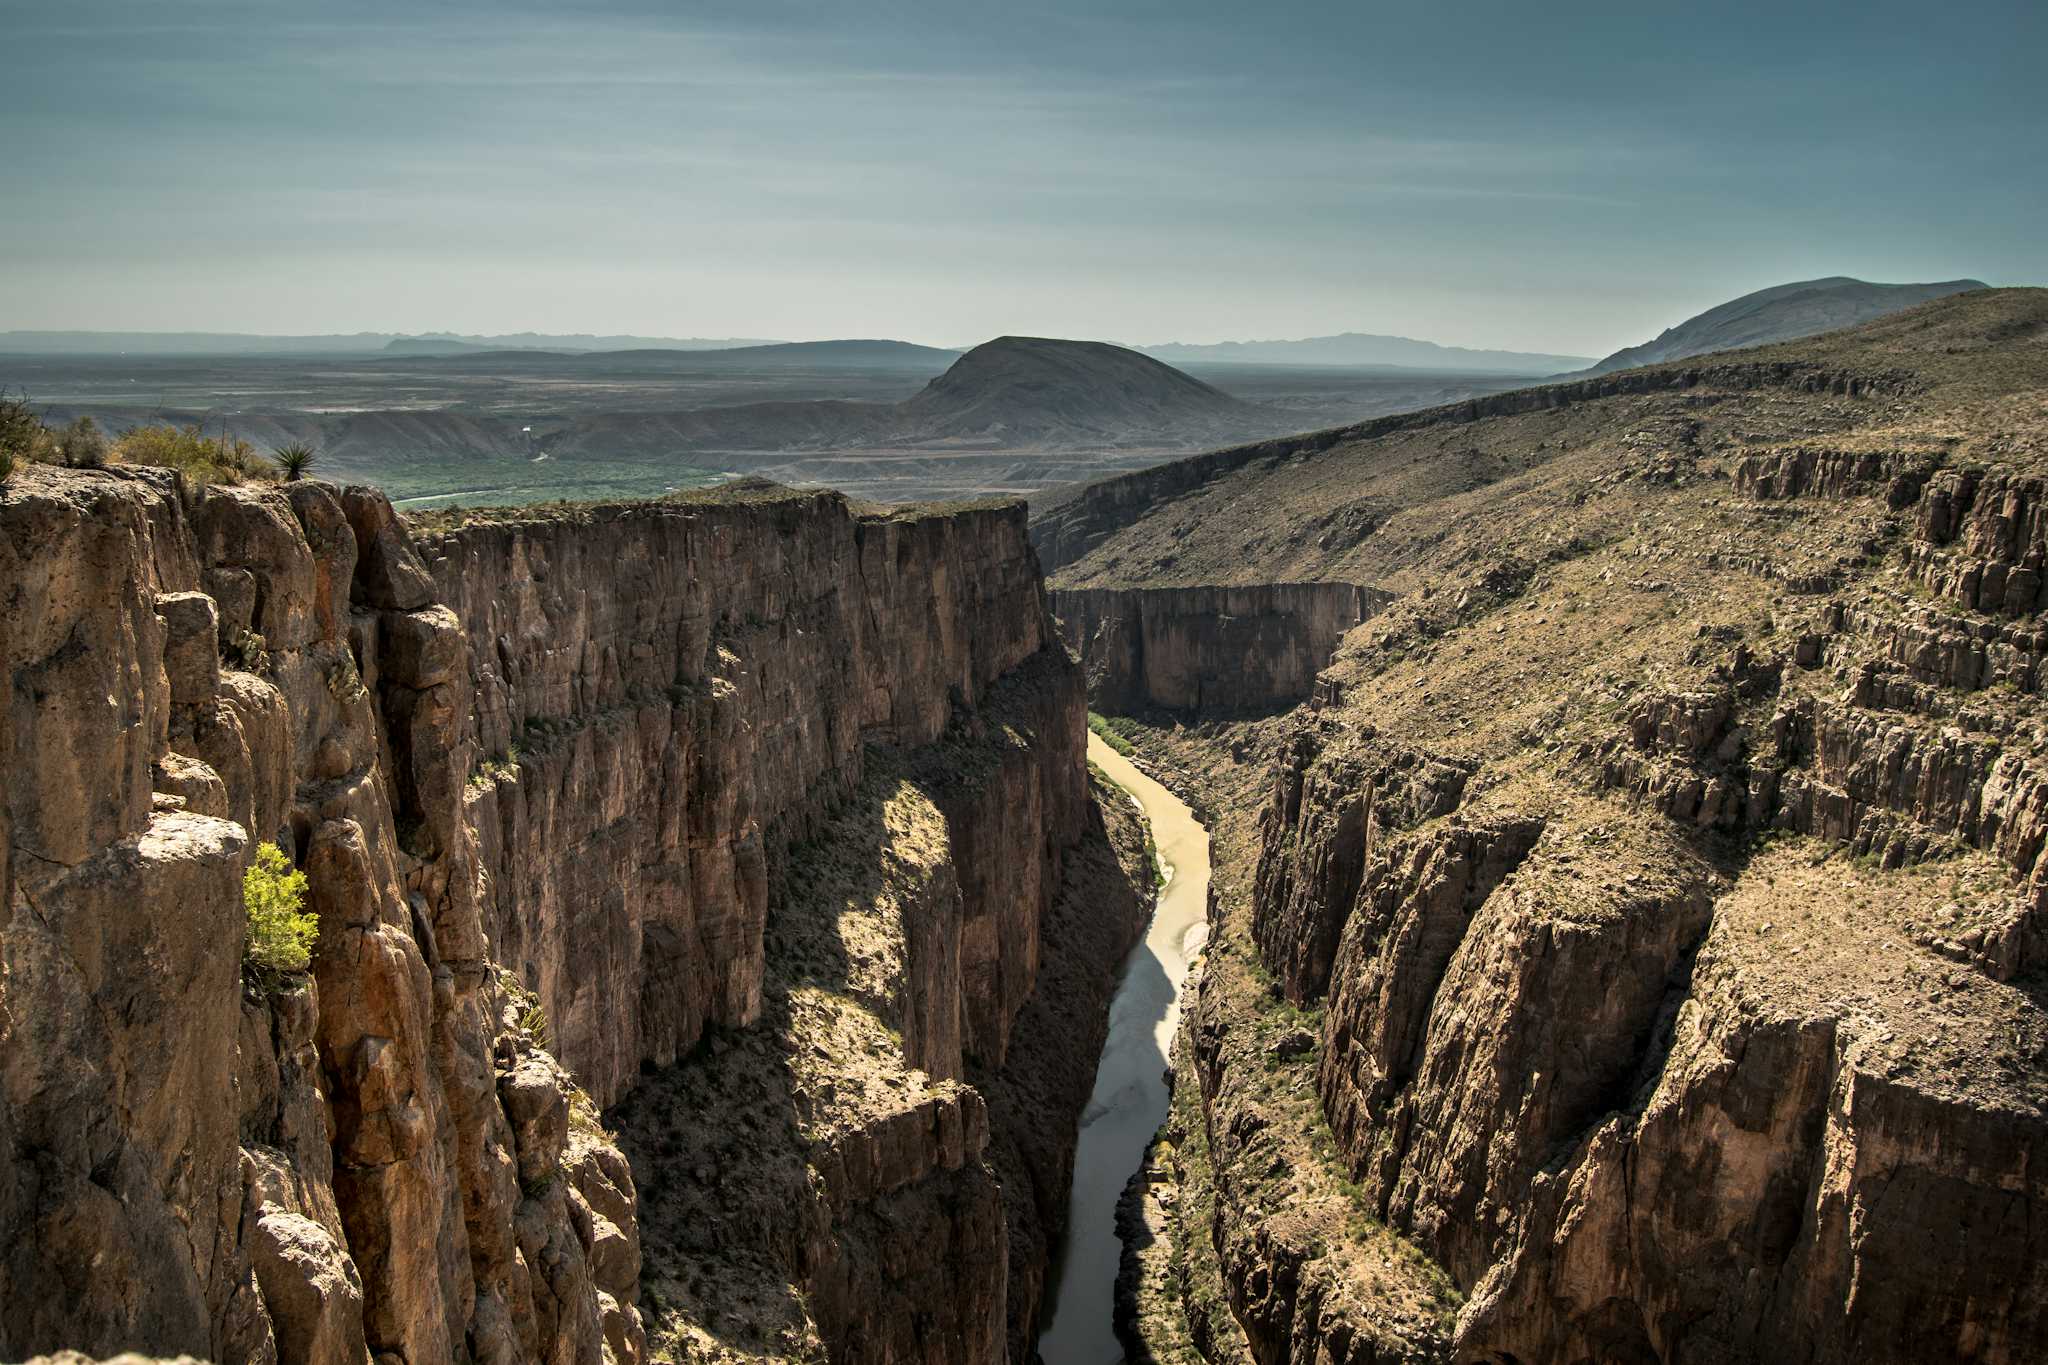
[1581,275,1988,375]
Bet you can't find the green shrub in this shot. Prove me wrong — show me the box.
[0,392,53,477]
[518,1000,552,1050]
[56,416,109,468]
[116,423,276,485]
[243,841,317,985]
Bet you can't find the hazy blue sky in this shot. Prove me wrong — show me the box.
[3,0,2041,355]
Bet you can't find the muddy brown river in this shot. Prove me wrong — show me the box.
[1037,733,1211,1364]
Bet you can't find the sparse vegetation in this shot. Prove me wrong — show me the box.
[468,744,523,791]
[226,628,269,673]
[243,841,317,989]
[1088,710,1138,756]
[55,416,109,468]
[498,968,555,1049]
[568,1087,614,1139]
[114,422,276,484]
[324,653,368,703]
[519,1000,553,1050]
[0,392,53,479]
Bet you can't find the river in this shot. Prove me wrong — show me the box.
[1037,732,1212,1364]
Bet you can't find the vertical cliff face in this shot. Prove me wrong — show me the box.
[1049,584,1385,715]
[414,490,1065,1109]
[411,488,1144,1363]
[2,470,1140,1365]
[1,465,641,1365]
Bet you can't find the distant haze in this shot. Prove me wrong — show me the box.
[1138,334,1591,374]
[0,331,782,357]
[3,0,2040,356]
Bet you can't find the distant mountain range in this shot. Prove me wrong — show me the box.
[1137,333,1590,374]
[1581,276,1988,375]
[6,329,1595,373]
[382,332,783,355]
[0,330,782,356]
[51,337,1286,467]
[395,339,962,371]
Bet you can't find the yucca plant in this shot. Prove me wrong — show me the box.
[275,442,318,482]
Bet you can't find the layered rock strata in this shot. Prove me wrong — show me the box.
[1087,293,2048,1365]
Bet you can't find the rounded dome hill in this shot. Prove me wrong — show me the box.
[903,336,1264,445]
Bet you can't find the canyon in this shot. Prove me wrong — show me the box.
[5,286,2047,1365]
[0,464,1151,1364]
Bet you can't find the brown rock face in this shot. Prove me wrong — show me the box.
[1081,294,2048,1365]
[1,466,638,1365]
[1050,584,1386,715]
[416,491,1062,1110]
[4,469,1138,1365]
[416,488,1144,1363]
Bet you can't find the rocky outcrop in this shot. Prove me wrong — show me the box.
[1729,444,1939,505]
[1907,467,2048,615]
[1051,583,1386,715]
[1232,702,2048,1364]
[1251,721,1474,1002]
[1,464,638,1365]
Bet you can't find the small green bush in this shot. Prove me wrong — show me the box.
[243,841,317,985]
[56,416,109,468]
[519,1000,552,1050]
[0,392,53,478]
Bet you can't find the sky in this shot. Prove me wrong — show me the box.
[2,0,2042,357]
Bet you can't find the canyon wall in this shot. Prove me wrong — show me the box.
[1141,432,2048,1364]
[1,465,642,1365]
[1,469,1136,1365]
[413,489,1065,1109]
[1050,583,1385,715]
[414,487,1145,1362]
